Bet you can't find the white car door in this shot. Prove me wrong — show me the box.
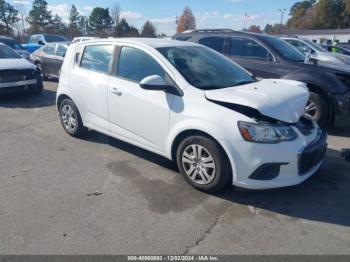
[107,46,173,152]
[71,44,114,131]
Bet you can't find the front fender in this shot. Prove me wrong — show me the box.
[165,119,239,182]
[283,68,346,94]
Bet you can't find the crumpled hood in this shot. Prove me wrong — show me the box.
[0,58,35,70]
[205,79,310,123]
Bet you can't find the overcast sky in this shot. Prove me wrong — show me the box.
[11,0,298,35]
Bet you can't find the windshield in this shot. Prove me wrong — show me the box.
[0,38,24,50]
[44,35,68,43]
[303,39,327,52]
[157,46,255,90]
[0,45,21,59]
[261,36,306,62]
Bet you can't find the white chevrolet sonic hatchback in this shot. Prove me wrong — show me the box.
[56,38,327,192]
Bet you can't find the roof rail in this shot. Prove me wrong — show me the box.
[182,29,234,34]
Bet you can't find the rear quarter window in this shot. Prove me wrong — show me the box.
[80,45,114,74]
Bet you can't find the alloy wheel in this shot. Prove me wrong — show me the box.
[305,100,318,120]
[181,144,216,185]
[61,104,78,134]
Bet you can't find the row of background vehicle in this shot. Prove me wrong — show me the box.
[173,29,350,128]
[1,30,350,129]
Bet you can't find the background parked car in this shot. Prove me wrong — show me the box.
[324,44,350,56]
[282,37,350,67]
[0,43,43,95]
[174,29,350,127]
[23,34,69,53]
[0,36,30,60]
[31,42,70,79]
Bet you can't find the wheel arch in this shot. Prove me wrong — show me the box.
[305,83,334,124]
[170,129,235,181]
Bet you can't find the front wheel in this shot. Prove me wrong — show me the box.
[59,99,87,138]
[176,136,231,193]
[305,92,329,127]
[28,81,43,95]
[36,63,47,80]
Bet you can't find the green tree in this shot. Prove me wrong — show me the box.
[263,24,273,34]
[0,0,19,35]
[69,5,81,37]
[141,21,156,37]
[48,14,66,35]
[78,16,91,36]
[89,7,113,37]
[176,6,196,33]
[27,0,52,33]
[114,18,139,37]
[314,0,344,29]
[247,25,262,33]
[286,0,317,29]
[341,0,350,27]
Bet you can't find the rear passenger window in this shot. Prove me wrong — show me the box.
[80,45,113,74]
[117,46,165,82]
[198,37,226,53]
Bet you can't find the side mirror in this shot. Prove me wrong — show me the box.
[140,75,183,96]
[140,75,166,91]
[38,40,45,45]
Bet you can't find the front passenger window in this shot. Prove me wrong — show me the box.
[117,46,165,82]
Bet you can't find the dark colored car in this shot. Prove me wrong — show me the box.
[324,45,350,56]
[30,42,70,79]
[0,43,43,96]
[174,29,350,127]
[0,36,30,60]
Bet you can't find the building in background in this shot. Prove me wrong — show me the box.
[281,29,350,45]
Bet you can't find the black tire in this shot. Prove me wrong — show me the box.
[36,62,47,80]
[59,99,87,138]
[176,136,231,193]
[305,92,329,127]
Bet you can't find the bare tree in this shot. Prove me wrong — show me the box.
[111,2,121,26]
[14,0,27,39]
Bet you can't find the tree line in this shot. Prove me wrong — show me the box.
[0,0,160,41]
[260,0,350,34]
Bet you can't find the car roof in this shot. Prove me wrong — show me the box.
[81,38,199,48]
[0,35,15,40]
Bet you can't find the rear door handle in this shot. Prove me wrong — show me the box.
[111,87,122,96]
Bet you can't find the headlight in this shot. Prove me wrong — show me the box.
[238,121,298,143]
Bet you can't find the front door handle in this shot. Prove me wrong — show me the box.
[111,87,122,96]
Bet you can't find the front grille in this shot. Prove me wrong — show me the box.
[0,69,35,83]
[298,131,327,175]
[295,116,315,136]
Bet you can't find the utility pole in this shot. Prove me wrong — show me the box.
[278,8,286,33]
[243,12,249,30]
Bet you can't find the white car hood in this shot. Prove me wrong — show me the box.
[205,79,309,123]
[0,58,35,70]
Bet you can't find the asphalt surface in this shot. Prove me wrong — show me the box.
[0,81,349,255]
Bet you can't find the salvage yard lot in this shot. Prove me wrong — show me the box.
[0,81,350,255]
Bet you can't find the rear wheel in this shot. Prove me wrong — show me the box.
[176,136,231,193]
[59,99,87,138]
[305,92,329,127]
